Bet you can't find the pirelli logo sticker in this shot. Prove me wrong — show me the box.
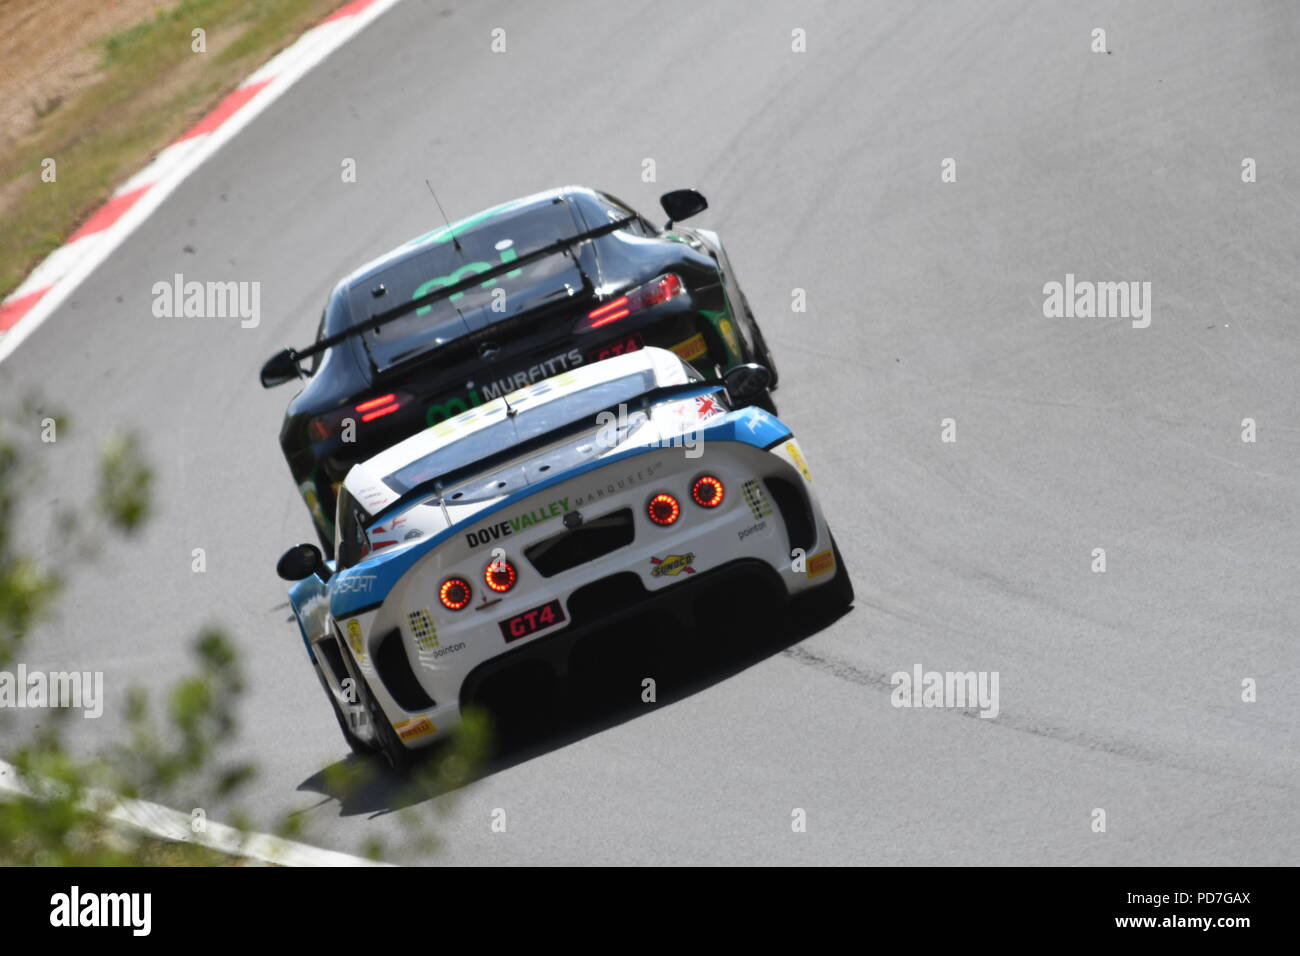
[670,332,708,363]
[807,548,835,579]
[395,716,435,741]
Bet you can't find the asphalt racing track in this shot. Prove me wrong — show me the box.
[3,0,1298,864]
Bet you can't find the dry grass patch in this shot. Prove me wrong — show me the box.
[0,0,347,300]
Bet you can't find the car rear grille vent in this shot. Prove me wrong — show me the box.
[524,508,635,578]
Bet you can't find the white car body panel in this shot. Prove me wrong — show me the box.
[289,348,842,752]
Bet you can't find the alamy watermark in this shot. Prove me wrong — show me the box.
[891,663,999,718]
[0,665,103,718]
[151,273,260,328]
[1043,273,1150,328]
[50,886,150,935]
[595,400,718,460]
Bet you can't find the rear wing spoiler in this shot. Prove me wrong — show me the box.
[259,215,635,387]
[366,380,726,528]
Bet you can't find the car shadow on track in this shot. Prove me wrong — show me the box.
[295,597,853,818]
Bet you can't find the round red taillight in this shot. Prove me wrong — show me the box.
[484,558,517,593]
[439,577,472,611]
[647,493,681,526]
[691,475,725,508]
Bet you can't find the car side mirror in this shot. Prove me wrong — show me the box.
[260,348,303,388]
[660,188,708,228]
[723,363,772,406]
[277,543,329,581]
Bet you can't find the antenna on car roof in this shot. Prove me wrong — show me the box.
[424,179,464,254]
[432,482,451,526]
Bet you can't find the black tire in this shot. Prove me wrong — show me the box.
[326,683,373,756]
[310,655,371,755]
[359,677,417,773]
[737,297,778,414]
[742,297,779,390]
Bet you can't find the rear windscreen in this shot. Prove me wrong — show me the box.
[348,198,587,371]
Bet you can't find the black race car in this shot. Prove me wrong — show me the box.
[260,185,780,552]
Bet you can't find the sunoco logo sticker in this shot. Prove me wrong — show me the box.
[650,553,696,577]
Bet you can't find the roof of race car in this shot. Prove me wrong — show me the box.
[325,186,629,373]
[337,186,600,292]
[343,347,694,513]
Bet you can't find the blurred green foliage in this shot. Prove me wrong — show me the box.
[0,412,486,865]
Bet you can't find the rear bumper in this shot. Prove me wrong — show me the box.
[459,556,782,703]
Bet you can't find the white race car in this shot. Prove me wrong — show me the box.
[277,347,852,769]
